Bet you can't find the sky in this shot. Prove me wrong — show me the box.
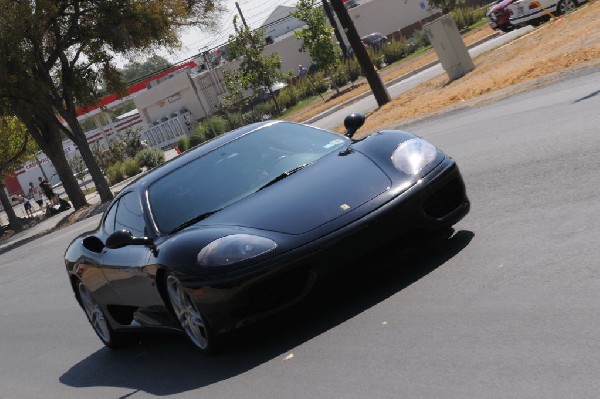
[161,0,299,64]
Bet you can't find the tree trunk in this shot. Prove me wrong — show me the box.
[330,0,390,107]
[0,181,22,231]
[323,0,348,58]
[18,111,89,210]
[62,113,114,204]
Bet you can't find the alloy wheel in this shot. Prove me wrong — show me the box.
[166,275,210,350]
[78,283,111,343]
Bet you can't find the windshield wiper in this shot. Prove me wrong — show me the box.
[169,208,223,234]
[257,163,309,192]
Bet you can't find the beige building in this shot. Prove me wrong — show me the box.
[133,66,227,149]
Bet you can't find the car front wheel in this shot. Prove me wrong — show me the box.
[166,275,218,353]
[78,282,134,349]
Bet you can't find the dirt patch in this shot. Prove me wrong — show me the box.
[288,1,600,133]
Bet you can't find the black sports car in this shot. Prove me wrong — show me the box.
[65,114,469,352]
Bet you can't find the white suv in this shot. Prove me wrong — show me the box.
[508,0,583,26]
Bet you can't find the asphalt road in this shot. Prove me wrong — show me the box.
[1,65,600,398]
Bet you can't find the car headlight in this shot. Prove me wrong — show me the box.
[391,138,437,175]
[197,234,277,266]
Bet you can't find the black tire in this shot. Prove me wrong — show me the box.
[165,274,219,353]
[77,282,136,349]
[556,0,578,15]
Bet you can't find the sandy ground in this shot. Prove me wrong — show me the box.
[288,0,600,135]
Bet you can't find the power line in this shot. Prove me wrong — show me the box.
[119,0,324,89]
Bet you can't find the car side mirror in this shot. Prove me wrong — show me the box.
[106,230,152,249]
[344,113,366,138]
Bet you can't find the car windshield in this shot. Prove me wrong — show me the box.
[148,122,350,234]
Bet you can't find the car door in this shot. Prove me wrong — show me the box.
[101,191,163,309]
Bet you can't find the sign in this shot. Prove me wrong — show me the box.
[420,1,427,9]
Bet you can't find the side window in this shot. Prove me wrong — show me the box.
[114,192,146,237]
[103,201,118,234]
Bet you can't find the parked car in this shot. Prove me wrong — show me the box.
[256,81,288,102]
[486,0,517,32]
[65,114,470,353]
[361,32,390,49]
[508,0,584,26]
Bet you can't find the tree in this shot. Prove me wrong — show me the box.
[0,0,223,204]
[292,0,340,75]
[0,117,35,231]
[227,16,284,113]
[119,55,173,84]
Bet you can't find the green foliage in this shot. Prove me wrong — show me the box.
[68,155,87,184]
[205,115,229,138]
[122,129,144,158]
[291,0,340,74]
[177,136,190,152]
[107,163,126,185]
[189,129,207,148]
[381,37,410,65]
[227,16,283,111]
[107,100,137,120]
[119,55,172,84]
[427,0,462,13]
[345,58,362,82]
[451,6,487,30]
[107,158,141,185]
[221,70,249,113]
[277,86,300,109]
[224,112,245,130]
[122,158,141,177]
[0,0,223,195]
[410,29,431,49]
[135,148,165,169]
[0,116,36,179]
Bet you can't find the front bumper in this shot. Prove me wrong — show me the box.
[183,157,470,333]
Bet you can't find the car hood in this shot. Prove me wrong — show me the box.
[199,150,391,234]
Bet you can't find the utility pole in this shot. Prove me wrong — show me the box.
[322,0,348,58]
[235,2,249,29]
[329,0,390,107]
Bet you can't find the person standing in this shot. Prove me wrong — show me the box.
[38,176,57,206]
[28,182,44,212]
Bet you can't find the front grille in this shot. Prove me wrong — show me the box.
[423,177,465,219]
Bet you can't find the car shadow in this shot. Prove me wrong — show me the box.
[59,229,474,396]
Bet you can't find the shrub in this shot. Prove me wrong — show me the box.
[344,58,362,82]
[410,29,430,49]
[332,67,350,89]
[225,112,244,129]
[107,162,125,185]
[451,6,487,30]
[277,86,299,109]
[122,158,141,178]
[189,129,206,148]
[207,115,229,136]
[176,136,189,152]
[136,147,165,169]
[381,37,409,64]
